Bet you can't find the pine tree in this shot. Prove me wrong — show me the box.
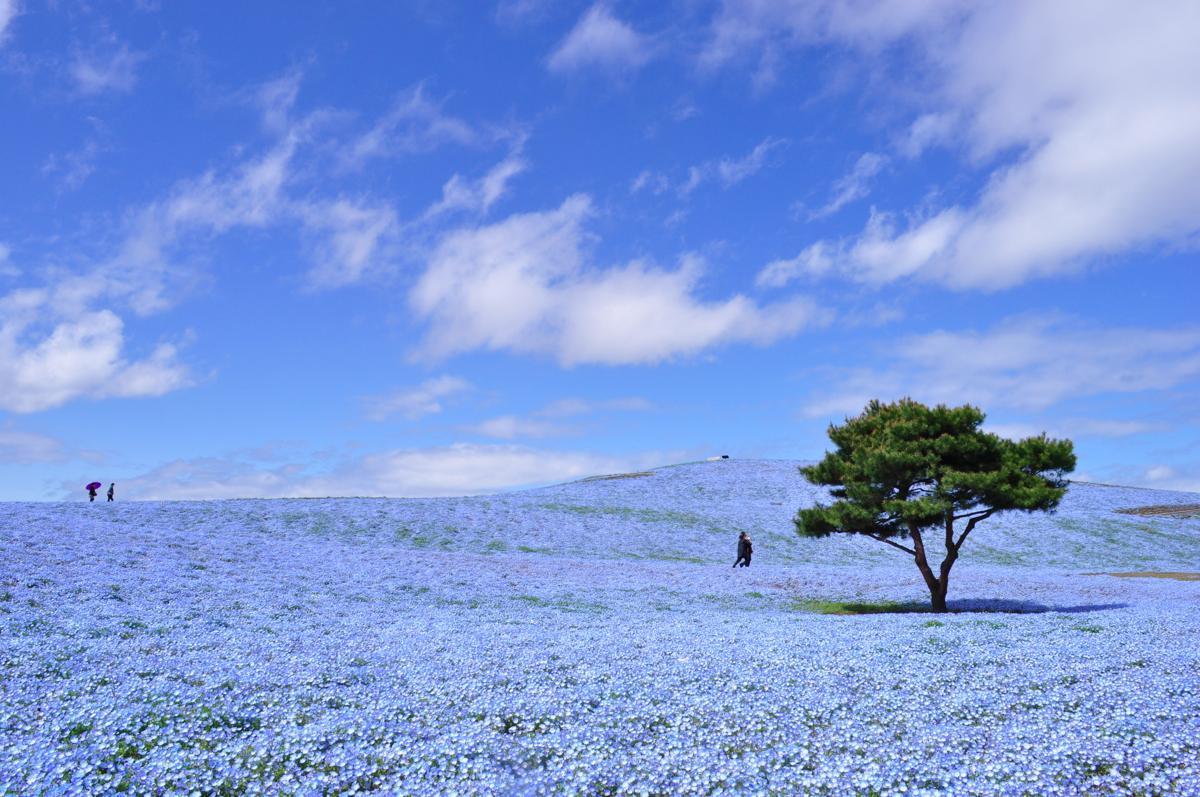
[796,399,1076,612]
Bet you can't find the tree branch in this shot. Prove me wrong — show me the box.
[863,532,916,556]
[952,508,994,520]
[953,508,996,550]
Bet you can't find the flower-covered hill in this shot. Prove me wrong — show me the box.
[3,460,1200,795]
[13,459,1199,571]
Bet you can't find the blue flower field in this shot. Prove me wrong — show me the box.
[2,460,1198,795]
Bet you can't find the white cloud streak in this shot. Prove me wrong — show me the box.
[0,425,69,463]
[341,84,481,170]
[811,152,888,218]
[804,316,1200,418]
[425,149,527,219]
[465,396,652,440]
[114,443,666,499]
[548,4,653,73]
[364,376,472,421]
[71,43,146,95]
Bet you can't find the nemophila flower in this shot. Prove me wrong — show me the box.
[2,462,1199,794]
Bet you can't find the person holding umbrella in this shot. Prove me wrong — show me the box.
[86,482,101,502]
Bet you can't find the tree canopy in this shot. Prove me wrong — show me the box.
[796,399,1075,611]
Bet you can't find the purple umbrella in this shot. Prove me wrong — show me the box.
[86,482,102,491]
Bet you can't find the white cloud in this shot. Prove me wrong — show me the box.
[0,242,15,277]
[42,136,105,192]
[987,418,1165,442]
[252,69,304,133]
[365,375,471,421]
[99,134,301,314]
[71,43,146,95]
[1136,463,1200,494]
[811,152,888,218]
[410,195,827,365]
[341,84,480,169]
[755,242,835,288]
[630,169,670,195]
[715,137,786,186]
[540,396,652,417]
[804,316,1200,418]
[465,395,652,439]
[115,443,664,499]
[678,137,785,197]
[705,1,1200,290]
[425,150,527,218]
[0,0,19,44]
[464,415,568,440]
[109,124,402,293]
[548,4,653,73]
[0,425,67,463]
[495,0,553,26]
[0,288,191,413]
[298,198,399,288]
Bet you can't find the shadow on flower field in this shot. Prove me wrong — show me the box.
[793,598,1131,615]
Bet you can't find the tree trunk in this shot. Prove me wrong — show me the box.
[935,549,957,614]
[909,525,946,613]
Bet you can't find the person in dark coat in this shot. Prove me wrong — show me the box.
[733,531,753,568]
[107,483,115,502]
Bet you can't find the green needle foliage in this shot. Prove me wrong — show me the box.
[796,399,1075,611]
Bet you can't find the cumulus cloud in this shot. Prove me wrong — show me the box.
[548,4,653,73]
[0,287,191,413]
[114,443,665,499]
[364,376,472,421]
[803,316,1200,418]
[706,0,1200,290]
[71,43,146,95]
[410,195,826,365]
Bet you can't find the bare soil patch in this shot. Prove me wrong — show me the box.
[1114,503,1200,518]
[1097,571,1200,582]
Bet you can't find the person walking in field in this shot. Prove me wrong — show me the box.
[107,483,115,502]
[87,485,98,502]
[733,531,753,568]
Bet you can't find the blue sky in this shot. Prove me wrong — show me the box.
[1,0,1198,500]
